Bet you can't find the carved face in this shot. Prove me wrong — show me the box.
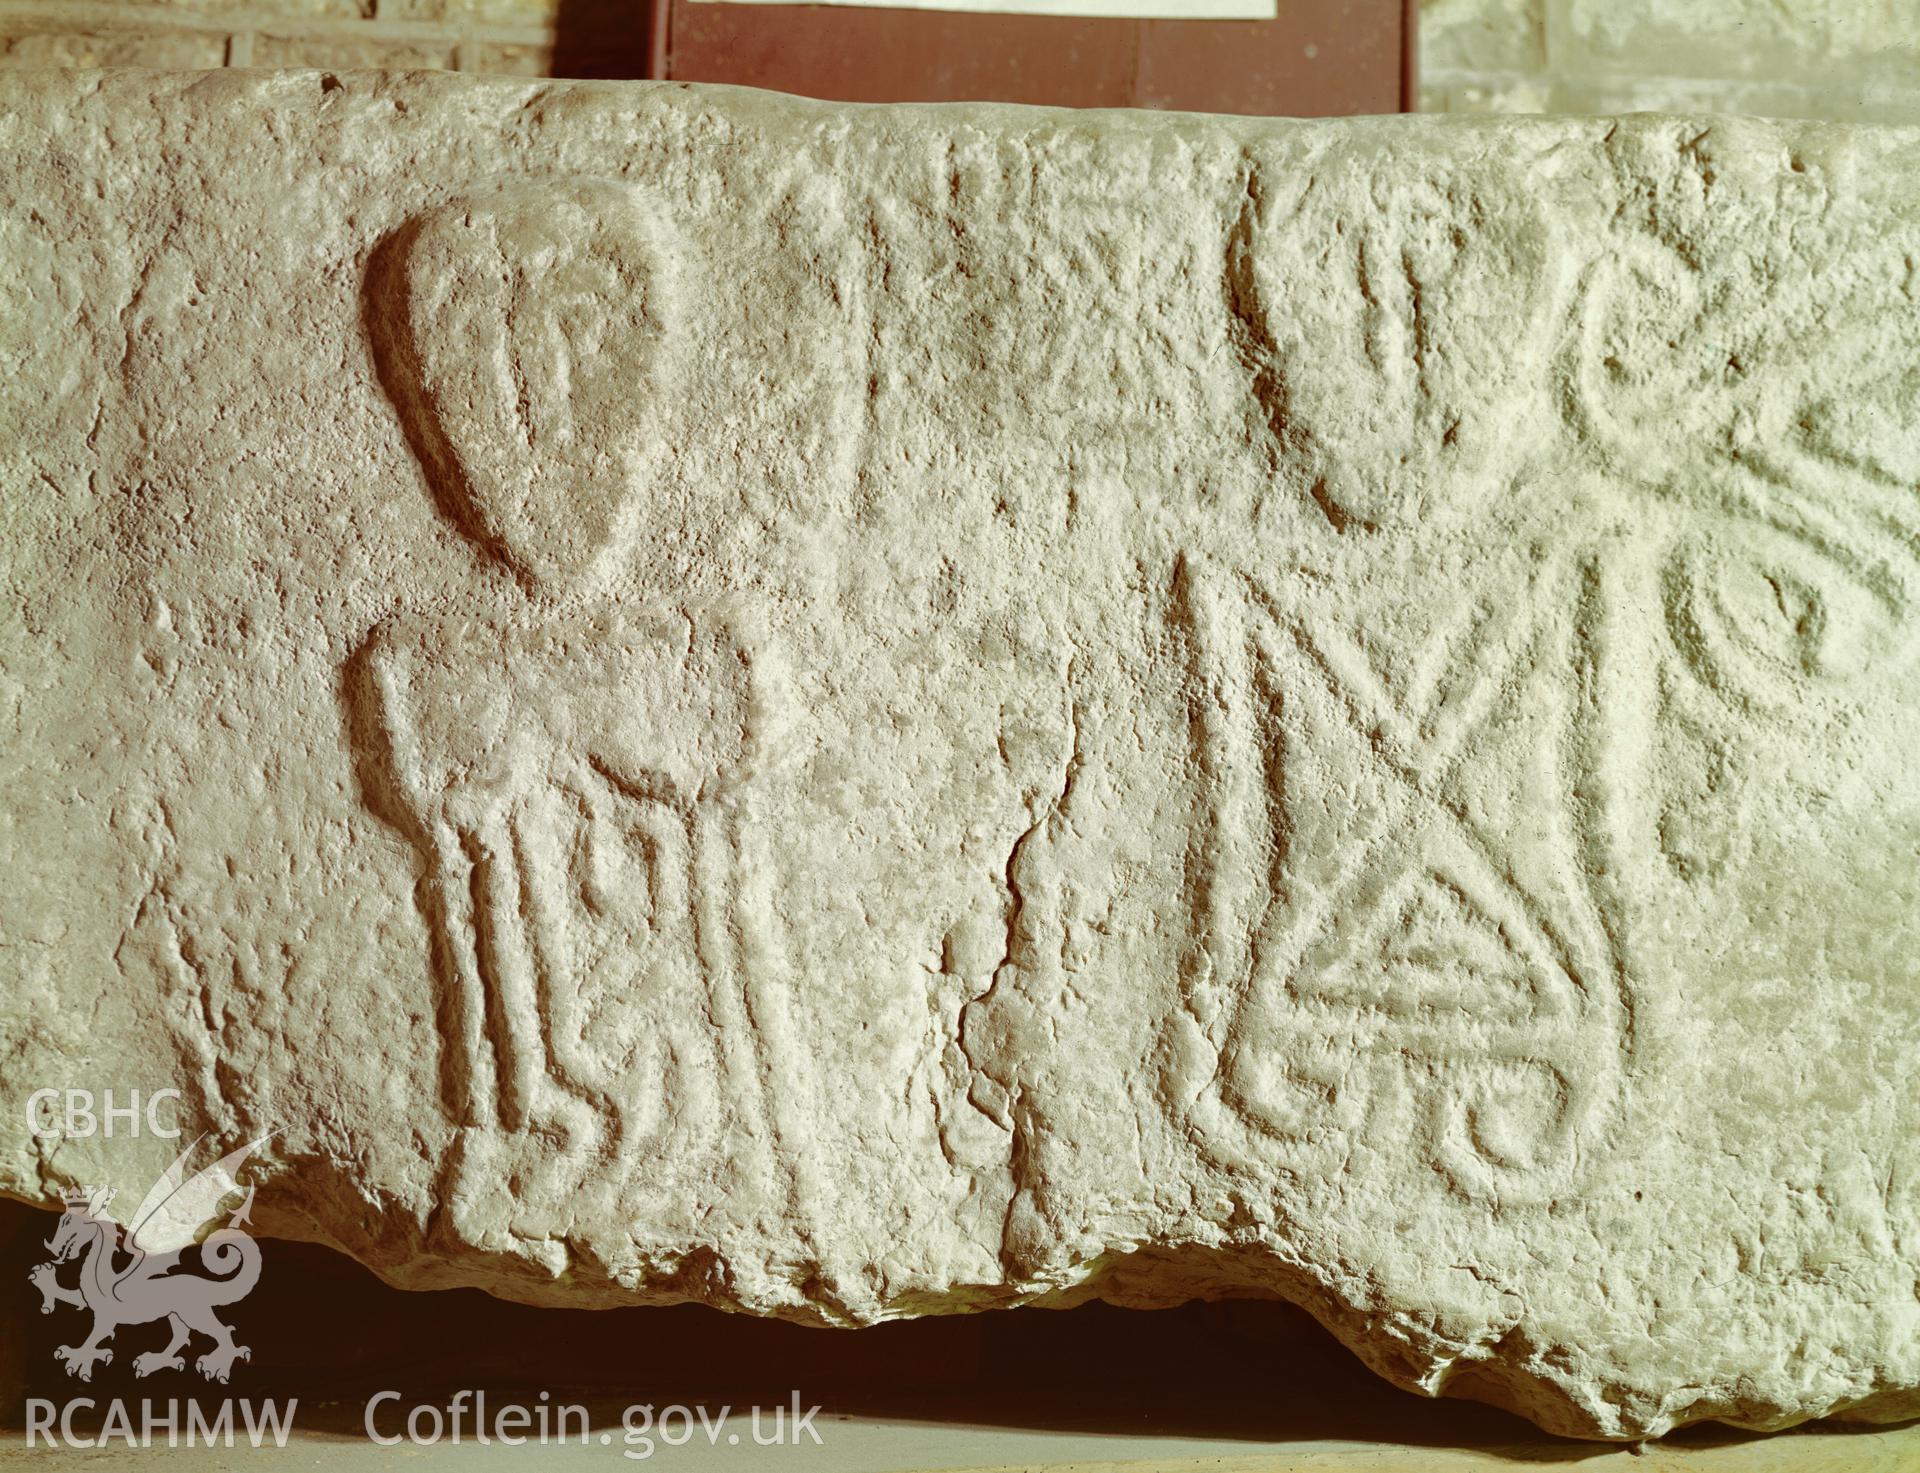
[378,179,673,589]
[1248,154,1554,530]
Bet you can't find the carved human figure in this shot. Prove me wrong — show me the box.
[356,181,789,1242]
[1171,153,1633,1205]
[1170,141,1920,1211]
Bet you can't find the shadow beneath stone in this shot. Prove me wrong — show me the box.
[0,1197,1874,1461]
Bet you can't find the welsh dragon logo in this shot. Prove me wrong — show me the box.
[28,1135,270,1383]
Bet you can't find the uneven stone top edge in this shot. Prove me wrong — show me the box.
[7,67,1920,146]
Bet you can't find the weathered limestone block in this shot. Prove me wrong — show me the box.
[4,72,1920,1441]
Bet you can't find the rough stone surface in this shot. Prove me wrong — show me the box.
[4,72,1920,1443]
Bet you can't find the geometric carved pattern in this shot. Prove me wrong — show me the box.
[1175,554,1633,1205]
[354,180,807,1248]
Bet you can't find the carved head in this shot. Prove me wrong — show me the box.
[1243,149,1556,530]
[372,178,675,590]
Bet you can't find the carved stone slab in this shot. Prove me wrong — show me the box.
[4,73,1919,1441]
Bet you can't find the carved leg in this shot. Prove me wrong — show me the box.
[429,825,498,1136]
[469,809,603,1215]
[471,816,548,1135]
[519,776,670,1178]
[691,806,835,1277]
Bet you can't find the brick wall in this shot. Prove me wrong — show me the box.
[1420,0,1920,122]
[0,0,567,74]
